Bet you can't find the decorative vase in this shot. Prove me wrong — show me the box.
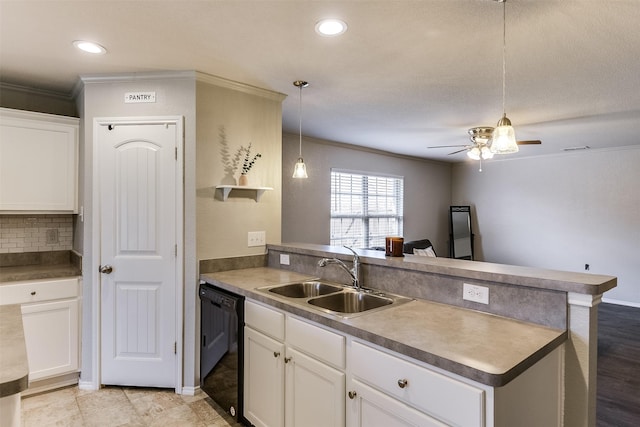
[238,174,248,186]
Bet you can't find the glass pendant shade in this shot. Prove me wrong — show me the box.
[467,147,481,160]
[481,146,494,159]
[293,80,309,179]
[490,115,519,154]
[292,157,308,178]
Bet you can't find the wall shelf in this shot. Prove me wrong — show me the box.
[215,185,273,202]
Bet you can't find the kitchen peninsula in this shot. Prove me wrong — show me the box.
[200,243,616,427]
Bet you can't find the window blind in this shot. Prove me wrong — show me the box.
[330,170,403,248]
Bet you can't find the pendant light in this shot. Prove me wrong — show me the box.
[292,80,309,178]
[490,0,519,154]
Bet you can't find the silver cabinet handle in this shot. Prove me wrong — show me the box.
[99,265,113,274]
[397,379,408,389]
[348,391,357,399]
[273,351,281,358]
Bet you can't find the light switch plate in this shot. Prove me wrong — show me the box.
[248,231,266,247]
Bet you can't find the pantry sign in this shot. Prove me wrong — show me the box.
[124,92,156,103]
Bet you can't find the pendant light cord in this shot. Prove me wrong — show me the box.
[298,84,303,157]
[501,0,507,117]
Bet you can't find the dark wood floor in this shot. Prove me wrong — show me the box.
[597,302,640,427]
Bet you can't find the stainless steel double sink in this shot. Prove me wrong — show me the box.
[256,280,412,318]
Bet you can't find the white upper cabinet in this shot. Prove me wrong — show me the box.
[0,107,79,212]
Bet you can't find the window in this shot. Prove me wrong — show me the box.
[330,170,403,249]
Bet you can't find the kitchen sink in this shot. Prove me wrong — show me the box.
[307,289,393,313]
[257,280,412,318]
[267,281,344,298]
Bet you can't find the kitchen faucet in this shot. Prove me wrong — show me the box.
[317,246,360,289]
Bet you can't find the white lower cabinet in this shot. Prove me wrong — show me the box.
[347,379,446,427]
[244,326,285,427]
[244,300,345,427]
[244,299,562,427]
[0,277,81,391]
[285,347,345,427]
[21,298,79,381]
[348,340,484,427]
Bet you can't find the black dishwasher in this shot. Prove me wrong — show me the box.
[199,282,246,424]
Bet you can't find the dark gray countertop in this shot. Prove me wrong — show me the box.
[268,243,617,295]
[0,304,29,397]
[0,263,81,283]
[201,267,566,387]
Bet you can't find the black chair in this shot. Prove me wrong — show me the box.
[403,239,436,256]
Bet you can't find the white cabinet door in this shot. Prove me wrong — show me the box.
[244,326,285,427]
[285,347,345,427]
[347,380,446,427]
[0,108,78,212]
[21,298,79,381]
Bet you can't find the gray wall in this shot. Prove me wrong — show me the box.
[79,72,198,390]
[452,146,640,306]
[282,133,452,256]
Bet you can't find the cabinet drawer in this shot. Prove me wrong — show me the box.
[286,315,345,369]
[245,300,285,340]
[351,341,484,427]
[0,278,79,305]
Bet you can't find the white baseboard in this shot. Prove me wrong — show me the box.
[181,385,200,396]
[78,380,99,391]
[602,297,640,308]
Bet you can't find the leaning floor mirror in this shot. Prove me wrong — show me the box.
[449,206,474,260]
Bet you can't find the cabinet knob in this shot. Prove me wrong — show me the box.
[348,391,357,400]
[30,291,36,296]
[273,351,281,358]
[284,357,292,363]
[397,379,408,389]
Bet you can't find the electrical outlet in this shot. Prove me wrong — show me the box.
[247,231,266,247]
[280,254,290,265]
[45,229,59,244]
[463,283,489,304]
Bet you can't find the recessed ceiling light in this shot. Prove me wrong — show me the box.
[315,19,348,36]
[73,40,107,54]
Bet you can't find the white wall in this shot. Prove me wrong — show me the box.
[452,146,640,305]
[282,133,452,256]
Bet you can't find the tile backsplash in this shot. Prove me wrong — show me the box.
[0,214,73,253]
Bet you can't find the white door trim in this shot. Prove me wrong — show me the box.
[88,116,184,393]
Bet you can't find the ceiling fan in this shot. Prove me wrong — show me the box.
[428,127,541,171]
[428,127,542,157]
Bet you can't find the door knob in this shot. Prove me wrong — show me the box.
[99,265,113,274]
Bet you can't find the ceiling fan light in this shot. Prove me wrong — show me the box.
[481,146,494,159]
[490,121,519,154]
[467,147,481,160]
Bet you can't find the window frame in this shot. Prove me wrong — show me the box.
[330,169,404,249]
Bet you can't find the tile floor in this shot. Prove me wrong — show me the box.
[20,385,243,427]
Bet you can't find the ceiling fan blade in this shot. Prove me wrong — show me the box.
[427,144,468,149]
[516,140,542,145]
[448,148,470,155]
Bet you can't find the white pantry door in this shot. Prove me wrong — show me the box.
[98,119,179,388]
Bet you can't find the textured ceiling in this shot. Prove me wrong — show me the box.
[1,0,639,162]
